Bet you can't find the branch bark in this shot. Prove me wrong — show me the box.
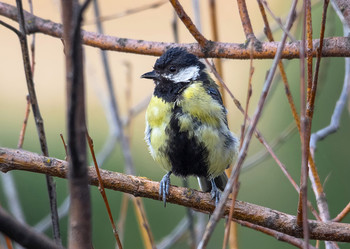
[1,147,350,243]
[0,1,350,59]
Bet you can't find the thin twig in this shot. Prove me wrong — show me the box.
[116,193,129,243]
[17,95,30,149]
[306,2,336,249]
[222,181,240,249]
[3,147,350,242]
[234,219,317,249]
[333,202,350,222]
[5,234,13,249]
[91,1,155,247]
[198,1,298,247]
[86,132,123,249]
[297,1,311,249]
[306,1,335,248]
[59,134,68,160]
[15,0,61,244]
[27,0,35,76]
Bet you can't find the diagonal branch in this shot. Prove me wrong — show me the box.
[1,147,350,242]
[236,0,256,41]
[15,0,61,243]
[0,206,64,249]
[0,2,350,59]
[169,0,208,49]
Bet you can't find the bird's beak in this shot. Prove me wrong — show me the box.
[141,70,158,80]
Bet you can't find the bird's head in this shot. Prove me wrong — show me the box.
[141,48,205,84]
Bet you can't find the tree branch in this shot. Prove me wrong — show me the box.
[0,1,350,59]
[0,206,64,249]
[1,147,350,243]
[61,0,92,248]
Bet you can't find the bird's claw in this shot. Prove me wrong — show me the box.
[210,179,221,206]
[159,171,172,207]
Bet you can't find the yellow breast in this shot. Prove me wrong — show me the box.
[145,96,173,171]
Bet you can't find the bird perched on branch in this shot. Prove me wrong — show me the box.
[141,47,238,206]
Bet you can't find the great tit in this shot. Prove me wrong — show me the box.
[141,47,238,206]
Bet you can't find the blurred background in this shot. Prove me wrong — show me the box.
[0,0,350,248]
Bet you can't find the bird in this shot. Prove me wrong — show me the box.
[141,47,238,207]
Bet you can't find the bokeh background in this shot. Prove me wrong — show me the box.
[1,0,350,248]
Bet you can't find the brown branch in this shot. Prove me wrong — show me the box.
[296,3,310,249]
[236,0,256,41]
[86,132,123,248]
[0,2,350,59]
[1,147,350,242]
[15,0,61,243]
[61,0,92,248]
[333,202,350,222]
[169,0,208,49]
[0,206,64,249]
[234,219,317,249]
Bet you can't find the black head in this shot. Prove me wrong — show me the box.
[141,48,205,84]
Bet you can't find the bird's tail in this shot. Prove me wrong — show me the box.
[198,172,228,192]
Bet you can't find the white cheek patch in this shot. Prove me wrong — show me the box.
[164,66,200,83]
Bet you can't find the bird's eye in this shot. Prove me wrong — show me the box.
[168,66,177,73]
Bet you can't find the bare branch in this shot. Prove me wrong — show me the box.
[0,2,350,59]
[169,0,208,49]
[2,147,350,242]
[61,0,92,247]
[236,0,256,41]
[0,206,64,249]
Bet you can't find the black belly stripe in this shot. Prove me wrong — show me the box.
[164,106,209,177]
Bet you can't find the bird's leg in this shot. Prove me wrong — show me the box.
[159,171,172,207]
[210,178,221,206]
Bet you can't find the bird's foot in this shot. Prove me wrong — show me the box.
[159,171,172,207]
[210,179,221,206]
